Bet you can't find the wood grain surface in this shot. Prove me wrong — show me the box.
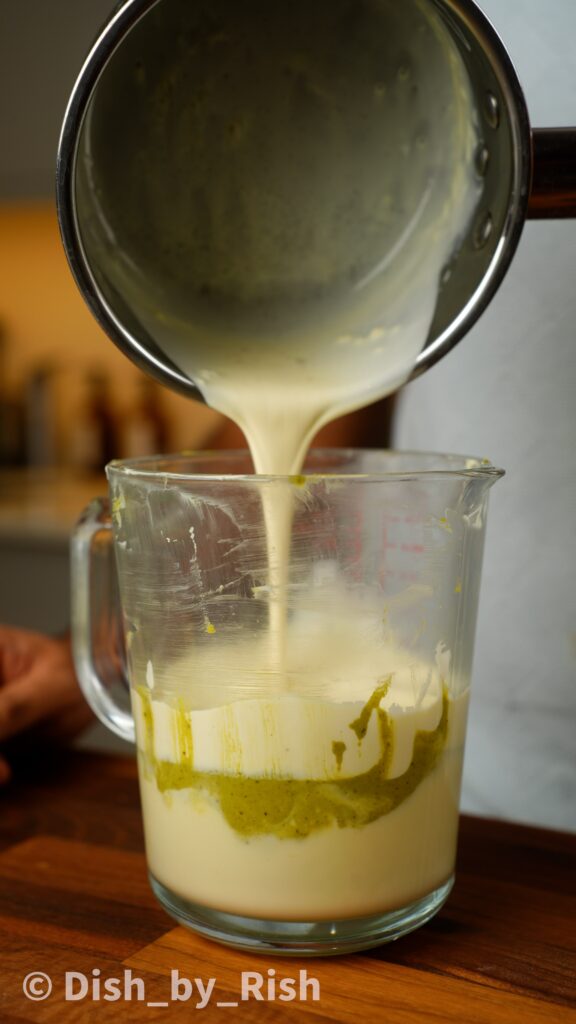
[0,746,574,1023]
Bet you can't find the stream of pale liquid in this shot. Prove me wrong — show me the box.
[81,0,482,671]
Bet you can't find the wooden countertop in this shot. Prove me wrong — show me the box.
[0,748,574,1022]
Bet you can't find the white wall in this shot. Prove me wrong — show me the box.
[395,0,576,831]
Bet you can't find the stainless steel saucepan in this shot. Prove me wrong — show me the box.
[56,0,576,401]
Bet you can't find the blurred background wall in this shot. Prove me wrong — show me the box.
[0,1,225,468]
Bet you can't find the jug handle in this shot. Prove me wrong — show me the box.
[528,128,576,218]
[71,497,135,744]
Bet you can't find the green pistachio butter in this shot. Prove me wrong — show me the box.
[331,740,347,770]
[137,683,449,840]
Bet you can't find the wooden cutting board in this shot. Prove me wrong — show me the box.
[0,747,574,1022]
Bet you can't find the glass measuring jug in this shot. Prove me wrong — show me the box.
[72,449,503,955]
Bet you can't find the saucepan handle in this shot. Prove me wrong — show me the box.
[528,128,576,218]
[71,497,135,743]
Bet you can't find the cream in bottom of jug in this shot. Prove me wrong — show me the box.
[132,626,469,919]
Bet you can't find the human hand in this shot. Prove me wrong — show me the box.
[0,625,94,784]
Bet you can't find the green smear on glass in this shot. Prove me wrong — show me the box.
[331,740,347,770]
[137,682,449,840]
